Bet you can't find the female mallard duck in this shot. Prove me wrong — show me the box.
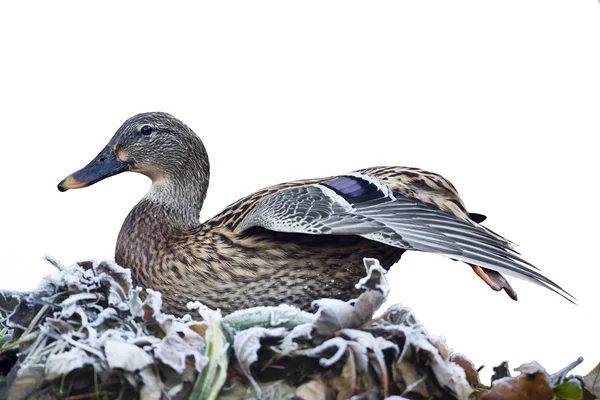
[58,112,571,315]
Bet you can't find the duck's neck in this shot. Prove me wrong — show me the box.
[144,169,209,229]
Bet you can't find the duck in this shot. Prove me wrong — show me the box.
[58,112,572,315]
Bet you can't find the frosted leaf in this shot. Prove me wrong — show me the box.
[0,291,19,317]
[233,326,287,394]
[550,356,583,386]
[45,347,92,380]
[152,306,209,371]
[426,340,472,399]
[346,340,369,374]
[154,330,208,374]
[5,288,54,330]
[221,303,314,338]
[296,337,349,368]
[312,259,391,336]
[142,289,164,321]
[45,264,86,291]
[57,302,79,319]
[186,302,229,400]
[88,307,118,327]
[296,327,398,396]
[385,305,421,329]
[352,289,385,325]
[46,318,73,335]
[450,353,480,388]
[312,298,356,335]
[139,365,162,400]
[96,260,133,310]
[61,292,101,306]
[340,329,398,379]
[149,303,210,373]
[390,323,471,399]
[368,305,428,340]
[356,258,390,297]
[128,286,145,318]
[430,336,451,361]
[269,304,313,326]
[273,323,314,355]
[515,360,547,375]
[104,340,153,372]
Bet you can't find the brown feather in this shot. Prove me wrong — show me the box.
[116,198,405,315]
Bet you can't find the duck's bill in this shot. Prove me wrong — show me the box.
[58,146,128,192]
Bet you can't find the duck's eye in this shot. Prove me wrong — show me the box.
[140,125,153,135]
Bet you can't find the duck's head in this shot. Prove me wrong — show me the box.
[58,112,210,224]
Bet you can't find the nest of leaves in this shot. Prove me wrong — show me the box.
[0,257,598,400]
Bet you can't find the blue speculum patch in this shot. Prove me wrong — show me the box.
[322,176,383,203]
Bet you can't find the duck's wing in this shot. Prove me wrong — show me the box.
[235,170,573,302]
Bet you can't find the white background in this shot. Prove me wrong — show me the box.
[1,1,598,382]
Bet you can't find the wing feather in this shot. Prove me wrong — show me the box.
[235,173,573,302]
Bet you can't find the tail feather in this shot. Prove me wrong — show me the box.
[468,213,487,223]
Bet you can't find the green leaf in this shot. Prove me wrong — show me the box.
[554,378,583,400]
[189,305,229,400]
[221,304,313,342]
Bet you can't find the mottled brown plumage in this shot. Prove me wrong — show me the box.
[116,197,404,314]
[58,112,572,315]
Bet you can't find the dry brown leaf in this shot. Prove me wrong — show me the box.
[328,352,358,400]
[450,354,480,388]
[295,379,333,400]
[431,336,451,360]
[482,361,553,400]
[7,365,45,400]
[189,322,208,337]
[584,362,600,397]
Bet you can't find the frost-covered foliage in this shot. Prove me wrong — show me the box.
[0,257,597,400]
[219,258,472,399]
[0,258,215,400]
